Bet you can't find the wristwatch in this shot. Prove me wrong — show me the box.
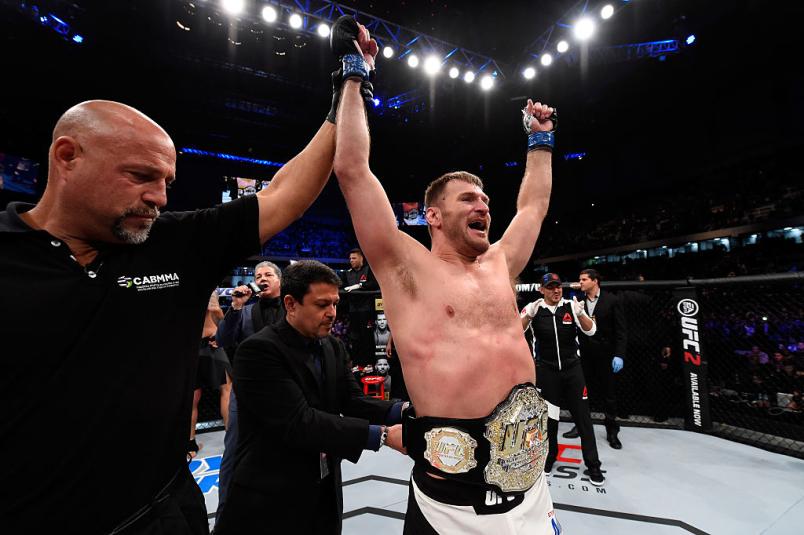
[379,426,388,448]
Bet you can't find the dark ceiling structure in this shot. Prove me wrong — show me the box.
[1,0,803,234]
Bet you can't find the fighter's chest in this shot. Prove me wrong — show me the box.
[425,273,515,327]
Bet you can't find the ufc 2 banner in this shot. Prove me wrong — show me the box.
[674,287,712,432]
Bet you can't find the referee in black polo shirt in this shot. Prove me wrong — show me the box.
[0,99,336,534]
[520,273,605,486]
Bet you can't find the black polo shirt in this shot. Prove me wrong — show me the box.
[340,264,378,313]
[0,195,259,532]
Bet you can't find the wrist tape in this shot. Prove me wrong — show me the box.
[342,53,369,80]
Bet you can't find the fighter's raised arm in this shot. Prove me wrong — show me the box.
[497,99,556,279]
[330,18,422,280]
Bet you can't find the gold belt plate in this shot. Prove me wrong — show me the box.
[423,427,479,474]
[483,386,548,492]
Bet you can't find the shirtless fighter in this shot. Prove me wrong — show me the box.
[330,16,560,534]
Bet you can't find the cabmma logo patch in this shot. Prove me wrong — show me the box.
[562,312,573,324]
[117,272,180,292]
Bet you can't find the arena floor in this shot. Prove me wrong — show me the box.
[190,422,804,534]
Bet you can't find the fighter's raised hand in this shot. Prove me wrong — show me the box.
[522,99,556,133]
[521,99,557,155]
[330,16,376,79]
[356,24,378,70]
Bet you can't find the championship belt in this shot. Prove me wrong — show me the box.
[404,383,549,494]
[482,384,548,493]
[423,427,478,474]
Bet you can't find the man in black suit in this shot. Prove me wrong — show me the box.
[565,268,627,449]
[215,260,407,535]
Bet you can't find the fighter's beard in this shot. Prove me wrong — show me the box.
[460,226,490,255]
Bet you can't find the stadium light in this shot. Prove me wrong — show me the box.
[574,17,595,40]
[523,67,536,79]
[423,55,441,76]
[601,4,614,20]
[557,40,569,53]
[383,46,394,58]
[448,66,460,79]
[480,75,494,91]
[407,54,419,68]
[261,5,277,23]
[540,53,553,66]
[317,23,330,38]
[222,0,245,16]
[289,13,303,29]
[463,70,475,83]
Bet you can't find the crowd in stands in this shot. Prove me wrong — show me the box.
[701,288,804,415]
[537,155,803,258]
[261,218,353,260]
[539,235,801,282]
[725,345,804,411]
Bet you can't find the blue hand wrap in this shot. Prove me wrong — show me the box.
[342,53,369,81]
[527,131,555,152]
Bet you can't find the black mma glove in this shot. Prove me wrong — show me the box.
[330,14,372,81]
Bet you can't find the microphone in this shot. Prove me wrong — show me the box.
[232,282,263,298]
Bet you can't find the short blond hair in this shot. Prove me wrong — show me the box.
[424,171,484,208]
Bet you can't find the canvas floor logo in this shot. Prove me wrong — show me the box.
[190,454,221,494]
[117,272,180,292]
